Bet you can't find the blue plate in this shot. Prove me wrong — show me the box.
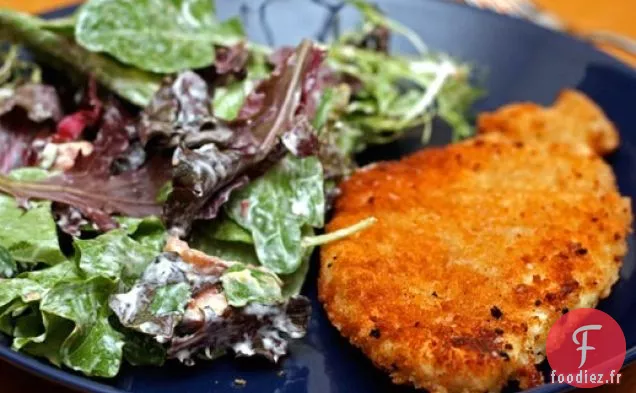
[2,1,636,392]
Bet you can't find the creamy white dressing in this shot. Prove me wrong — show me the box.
[291,199,310,217]
[109,285,149,324]
[232,334,256,357]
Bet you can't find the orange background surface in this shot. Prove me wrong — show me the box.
[0,0,634,392]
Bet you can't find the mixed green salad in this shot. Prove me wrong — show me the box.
[0,0,480,378]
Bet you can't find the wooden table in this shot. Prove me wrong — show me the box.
[0,0,634,392]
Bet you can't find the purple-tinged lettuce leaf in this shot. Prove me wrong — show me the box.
[0,83,62,123]
[168,296,310,364]
[214,42,249,77]
[281,115,319,157]
[0,158,171,232]
[0,115,50,174]
[53,204,89,237]
[71,98,131,174]
[140,71,255,151]
[0,101,172,232]
[139,71,213,148]
[52,78,102,143]
[0,81,60,174]
[196,175,249,221]
[164,40,326,237]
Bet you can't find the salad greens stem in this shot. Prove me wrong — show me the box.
[0,45,18,84]
[312,87,335,131]
[0,176,152,207]
[262,39,313,151]
[301,216,377,248]
[345,0,428,53]
[0,9,161,106]
[400,60,456,126]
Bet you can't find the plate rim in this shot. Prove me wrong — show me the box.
[1,2,635,393]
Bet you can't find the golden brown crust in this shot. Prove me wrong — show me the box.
[477,89,619,156]
[319,134,631,393]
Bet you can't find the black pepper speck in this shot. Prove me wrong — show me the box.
[490,306,503,319]
[575,248,588,256]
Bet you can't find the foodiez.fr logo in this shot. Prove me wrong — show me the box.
[546,308,626,388]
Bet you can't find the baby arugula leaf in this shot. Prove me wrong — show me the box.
[226,156,325,274]
[75,0,245,73]
[345,0,427,53]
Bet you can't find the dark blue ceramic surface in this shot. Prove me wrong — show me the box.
[2,1,636,392]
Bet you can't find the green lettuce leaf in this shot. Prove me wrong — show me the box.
[189,235,259,266]
[213,80,251,121]
[0,279,45,310]
[0,245,16,278]
[0,167,64,266]
[189,215,259,264]
[75,217,165,288]
[280,255,311,298]
[191,218,309,298]
[39,277,125,378]
[193,216,253,245]
[0,261,79,334]
[13,305,43,340]
[13,312,74,367]
[227,156,325,274]
[280,227,315,298]
[22,260,80,284]
[1,264,127,377]
[75,230,158,289]
[75,0,245,73]
[0,9,162,106]
[0,300,28,334]
[116,216,167,252]
[220,263,283,307]
[0,194,65,266]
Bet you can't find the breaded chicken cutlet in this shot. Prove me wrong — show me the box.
[478,89,619,155]
[318,90,632,393]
